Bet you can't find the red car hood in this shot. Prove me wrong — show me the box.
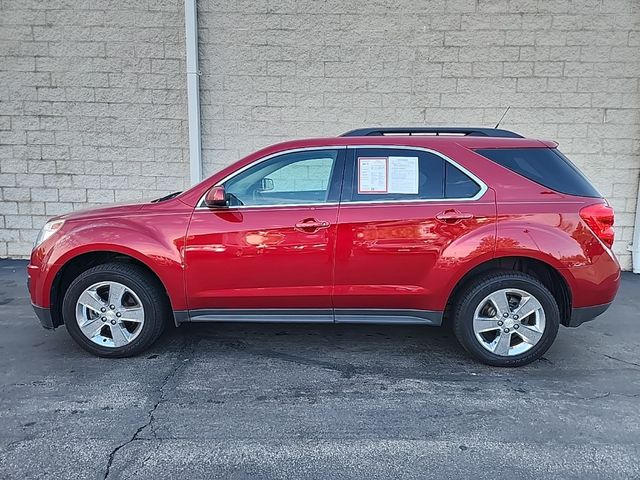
[53,202,147,222]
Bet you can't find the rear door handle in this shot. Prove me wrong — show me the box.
[294,218,330,233]
[436,210,474,224]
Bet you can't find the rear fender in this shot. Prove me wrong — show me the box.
[427,222,497,310]
[496,215,619,308]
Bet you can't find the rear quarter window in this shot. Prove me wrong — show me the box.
[445,162,480,198]
[475,148,601,198]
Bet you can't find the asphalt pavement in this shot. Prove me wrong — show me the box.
[0,259,639,479]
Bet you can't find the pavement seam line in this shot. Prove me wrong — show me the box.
[602,354,640,369]
[102,337,195,479]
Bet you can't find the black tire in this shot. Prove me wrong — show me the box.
[452,271,560,367]
[62,262,168,358]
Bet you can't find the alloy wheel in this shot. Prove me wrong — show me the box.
[472,288,546,357]
[75,281,145,348]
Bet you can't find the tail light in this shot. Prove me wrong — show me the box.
[580,203,615,249]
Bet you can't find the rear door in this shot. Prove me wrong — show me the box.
[185,147,345,319]
[333,146,496,323]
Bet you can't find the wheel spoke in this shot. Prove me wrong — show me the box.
[473,316,502,333]
[108,283,126,308]
[515,325,543,345]
[120,306,144,323]
[492,331,512,356]
[488,290,511,316]
[514,296,542,321]
[110,323,131,347]
[78,289,106,314]
[79,318,104,338]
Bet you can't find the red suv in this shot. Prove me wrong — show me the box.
[28,127,620,366]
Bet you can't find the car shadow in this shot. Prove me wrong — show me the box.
[150,321,498,374]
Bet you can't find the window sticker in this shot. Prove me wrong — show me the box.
[358,157,388,194]
[388,156,419,194]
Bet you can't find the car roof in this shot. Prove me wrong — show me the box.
[260,135,557,153]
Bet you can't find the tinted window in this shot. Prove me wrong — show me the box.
[445,162,480,198]
[476,148,601,198]
[224,150,338,206]
[345,148,481,202]
[347,148,444,202]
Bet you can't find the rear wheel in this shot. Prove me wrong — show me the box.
[62,263,168,357]
[452,272,560,367]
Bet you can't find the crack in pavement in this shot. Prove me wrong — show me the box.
[602,354,640,369]
[102,337,197,480]
[216,340,640,384]
[226,343,467,381]
[129,439,163,478]
[3,437,34,450]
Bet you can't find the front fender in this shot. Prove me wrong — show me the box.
[31,213,189,310]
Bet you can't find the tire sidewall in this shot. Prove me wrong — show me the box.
[63,267,162,357]
[454,275,560,367]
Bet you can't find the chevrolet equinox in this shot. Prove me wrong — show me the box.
[28,127,620,366]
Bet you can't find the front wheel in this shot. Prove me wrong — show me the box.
[452,272,560,367]
[62,263,168,357]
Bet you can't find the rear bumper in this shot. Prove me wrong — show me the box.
[32,304,54,330]
[567,249,620,310]
[567,302,612,327]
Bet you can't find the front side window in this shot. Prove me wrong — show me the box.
[344,148,481,202]
[223,149,339,206]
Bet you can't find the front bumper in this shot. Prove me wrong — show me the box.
[32,304,54,330]
[567,302,612,327]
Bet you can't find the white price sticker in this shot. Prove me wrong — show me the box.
[358,157,388,193]
[388,156,419,194]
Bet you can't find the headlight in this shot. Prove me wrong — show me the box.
[34,220,64,249]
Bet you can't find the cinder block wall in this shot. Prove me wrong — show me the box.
[2,0,639,269]
[199,0,640,269]
[0,0,189,257]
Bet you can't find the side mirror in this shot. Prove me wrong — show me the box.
[259,177,274,192]
[204,186,228,207]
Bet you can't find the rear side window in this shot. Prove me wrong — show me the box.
[475,148,601,198]
[349,148,445,202]
[345,148,482,202]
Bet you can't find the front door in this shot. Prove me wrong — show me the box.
[184,147,345,321]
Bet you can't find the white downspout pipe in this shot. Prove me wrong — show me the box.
[185,0,202,185]
[632,179,640,273]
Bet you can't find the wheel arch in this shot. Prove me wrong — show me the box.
[445,255,573,327]
[49,250,178,328]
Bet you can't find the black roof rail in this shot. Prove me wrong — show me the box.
[340,127,523,138]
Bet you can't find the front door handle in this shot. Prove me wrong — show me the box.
[436,210,474,224]
[294,218,330,233]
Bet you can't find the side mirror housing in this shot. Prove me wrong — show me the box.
[204,186,228,207]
